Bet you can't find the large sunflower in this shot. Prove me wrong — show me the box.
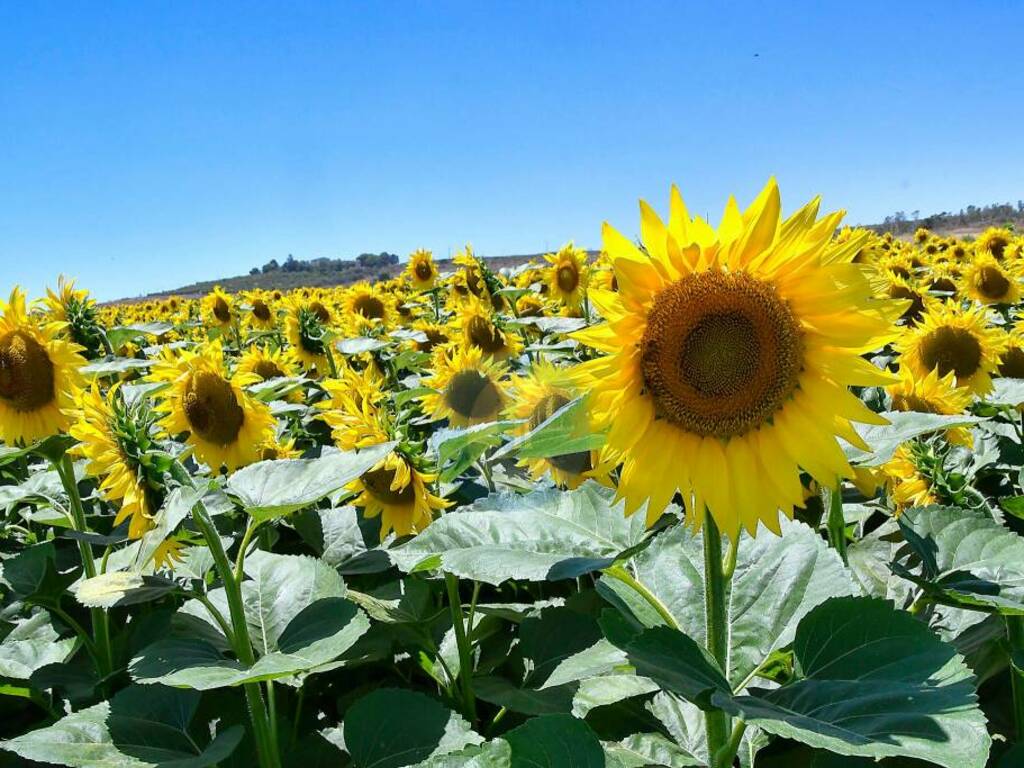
[896,302,1005,396]
[150,341,275,472]
[69,384,157,538]
[572,180,904,535]
[0,288,86,445]
[420,345,510,427]
[406,249,439,290]
[544,243,590,311]
[506,360,610,489]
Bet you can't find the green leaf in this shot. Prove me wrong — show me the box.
[337,337,389,355]
[987,378,1024,406]
[72,572,179,608]
[80,356,153,376]
[344,688,483,768]
[490,397,605,462]
[895,504,1024,614]
[1,684,242,767]
[390,482,649,585]
[429,422,519,483]
[846,411,983,466]
[716,597,991,768]
[0,610,76,679]
[600,517,852,688]
[225,443,395,522]
[106,322,173,350]
[603,732,701,768]
[502,714,604,768]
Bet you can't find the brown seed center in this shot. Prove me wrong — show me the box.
[466,315,506,354]
[0,330,56,413]
[640,271,804,438]
[977,265,1011,300]
[445,370,503,420]
[253,360,284,380]
[920,326,982,380]
[252,299,272,322]
[353,295,385,320]
[361,465,416,505]
[557,264,579,294]
[182,371,245,445]
[212,296,231,323]
[415,261,433,281]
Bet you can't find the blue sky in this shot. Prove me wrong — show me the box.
[2,2,1022,301]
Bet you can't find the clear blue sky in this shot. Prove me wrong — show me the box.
[2,2,1022,301]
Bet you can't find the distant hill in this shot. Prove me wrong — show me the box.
[861,201,1024,238]
[122,251,591,302]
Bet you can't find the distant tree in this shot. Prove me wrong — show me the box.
[262,258,280,273]
[250,267,260,275]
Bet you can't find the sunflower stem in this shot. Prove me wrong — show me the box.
[826,482,848,566]
[54,455,114,681]
[702,513,731,764]
[1006,615,1024,741]
[235,519,261,584]
[171,463,279,768]
[444,572,477,723]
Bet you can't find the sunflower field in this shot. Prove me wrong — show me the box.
[2,181,1024,768]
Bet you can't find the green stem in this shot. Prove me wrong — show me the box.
[1007,615,1024,741]
[603,565,679,630]
[826,482,848,565]
[713,719,747,768]
[703,514,730,762]
[290,686,305,750]
[235,519,261,584]
[266,681,280,759]
[444,572,477,723]
[54,456,114,679]
[171,464,279,768]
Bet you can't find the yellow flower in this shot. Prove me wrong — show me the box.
[420,345,509,427]
[961,255,1021,306]
[406,249,439,290]
[544,243,590,311]
[236,345,302,400]
[572,179,903,536]
[243,290,278,330]
[882,445,935,511]
[887,367,973,446]
[150,341,276,472]
[999,326,1024,378]
[458,297,522,361]
[153,539,186,571]
[975,227,1013,261]
[345,283,392,332]
[349,452,448,538]
[69,384,156,538]
[202,286,236,329]
[506,361,610,489]
[896,302,1005,396]
[0,288,86,445]
[284,297,332,372]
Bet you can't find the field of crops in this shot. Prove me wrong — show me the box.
[2,180,1024,768]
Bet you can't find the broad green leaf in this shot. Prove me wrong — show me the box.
[895,504,1024,614]
[600,517,852,688]
[390,482,649,585]
[716,597,991,768]
[846,411,983,466]
[502,714,604,768]
[490,396,605,462]
[0,684,242,767]
[0,610,75,679]
[987,378,1024,406]
[225,443,394,521]
[72,571,178,608]
[80,356,153,376]
[429,421,519,483]
[344,689,482,768]
[603,732,701,768]
[105,322,173,350]
[337,336,389,354]
[319,505,392,574]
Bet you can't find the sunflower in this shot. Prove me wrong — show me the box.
[457,297,523,361]
[410,320,450,353]
[349,452,448,538]
[202,286,236,329]
[237,344,302,401]
[896,302,1005,396]
[406,249,439,290]
[998,326,1024,378]
[243,290,277,330]
[926,262,960,296]
[69,384,157,538]
[976,227,1013,261]
[150,341,276,472]
[451,247,491,302]
[420,345,510,427]
[285,297,332,372]
[506,361,610,488]
[0,288,86,445]
[44,276,106,356]
[571,179,904,536]
[544,243,590,311]
[515,294,546,317]
[887,367,973,446]
[345,283,392,331]
[961,255,1021,306]
[881,274,928,324]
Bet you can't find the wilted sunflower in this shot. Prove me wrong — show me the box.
[69,384,158,538]
[458,297,522,361]
[506,361,610,489]
[544,243,590,311]
[0,288,86,445]
[572,179,904,535]
[150,341,275,472]
[202,286,236,329]
[961,255,1021,306]
[420,345,509,427]
[406,249,438,290]
[896,302,1005,396]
